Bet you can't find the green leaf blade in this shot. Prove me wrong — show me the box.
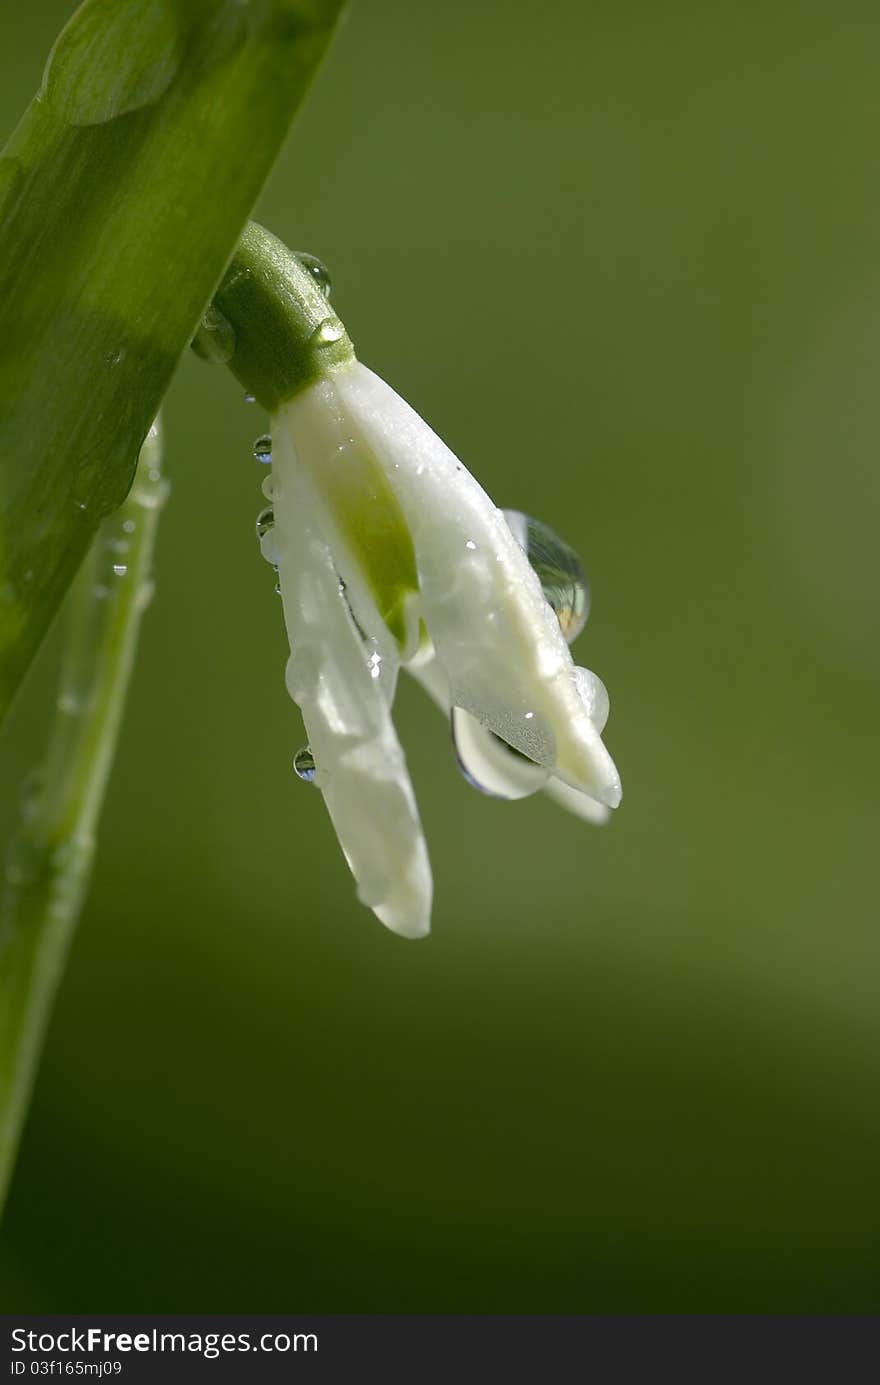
[0,0,346,721]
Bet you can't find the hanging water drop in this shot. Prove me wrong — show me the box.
[253,434,272,464]
[41,0,181,126]
[255,507,275,540]
[572,667,610,734]
[244,392,256,404]
[296,252,333,299]
[112,563,128,578]
[503,510,591,644]
[309,317,345,350]
[191,305,236,365]
[293,747,317,782]
[256,508,280,565]
[451,706,549,801]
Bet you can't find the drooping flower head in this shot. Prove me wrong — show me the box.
[213,225,622,938]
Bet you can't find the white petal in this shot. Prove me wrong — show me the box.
[542,777,611,825]
[334,363,622,808]
[271,424,432,939]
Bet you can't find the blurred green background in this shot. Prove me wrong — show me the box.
[1,0,879,1312]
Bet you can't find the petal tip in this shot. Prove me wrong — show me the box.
[597,777,623,811]
[374,903,431,940]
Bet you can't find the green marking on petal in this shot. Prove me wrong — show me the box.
[312,437,419,651]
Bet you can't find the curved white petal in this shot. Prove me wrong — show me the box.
[542,777,611,825]
[271,425,432,939]
[333,363,622,808]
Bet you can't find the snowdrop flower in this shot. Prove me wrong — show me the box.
[214,225,621,939]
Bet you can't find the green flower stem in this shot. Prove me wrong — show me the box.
[206,222,355,411]
[201,222,416,646]
[0,420,167,1216]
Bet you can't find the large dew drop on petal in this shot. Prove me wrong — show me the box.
[503,509,591,644]
[573,667,610,734]
[451,705,550,800]
[409,647,611,823]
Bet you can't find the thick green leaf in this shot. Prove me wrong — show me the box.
[0,0,346,723]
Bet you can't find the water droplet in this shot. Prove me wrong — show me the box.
[451,706,549,800]
[465,539,477,550]
[261,475,275,501]
[191,304,236,365]
[309,317,345,349]
[42,0,182,126]
[293,746,316,782]
[244,391,256,404]
[112,563,128,577]
[256,508,281,565]
[367,650,382,679]
[274,580,282,595]
[503,510,591,644]
[122,519,136,534]
[296,252,333,299]
[253,434,272,464]
[573,667,610,733]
